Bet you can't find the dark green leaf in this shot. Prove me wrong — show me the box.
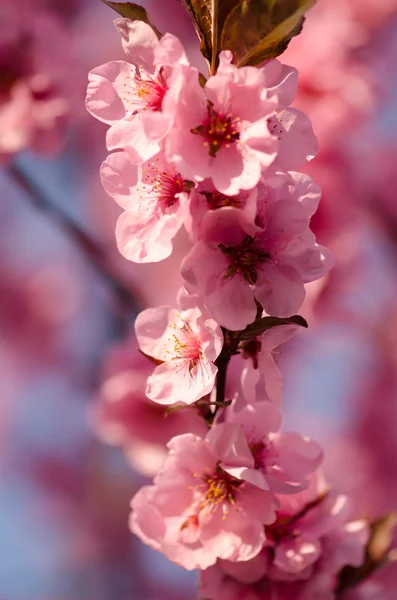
[100,1,162,38]
[177,1,242,68]
[336,512,397,595]
[221,0,316,66]
[238,314,308,340]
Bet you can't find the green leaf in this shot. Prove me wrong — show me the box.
[238,314,308,340]
[336,512,397,595]
[100,1,162,38]
[177,0,242,69]
[221,0,316,66]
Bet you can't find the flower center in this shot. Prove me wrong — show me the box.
[132,69,168,112]
[219,235,270,285]
[250,440,278,470]
[191,100,240,157]
[202,191,242,210]
[169,321,202,371]
[140,161,186,209]
[201,465,242,513]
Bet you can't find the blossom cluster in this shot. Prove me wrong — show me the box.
[86,17,369,599]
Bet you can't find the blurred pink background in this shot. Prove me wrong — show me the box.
[1,0,397,597]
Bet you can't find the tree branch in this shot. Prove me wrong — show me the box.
[7,160,142,315]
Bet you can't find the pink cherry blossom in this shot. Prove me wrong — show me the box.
[86,19,195,164]
[129,431,279,570]
[134,304,223,404]
[100,150,191,262]
[181,173,333,330]
[166,51,279,195]
[200,474,368,599]
[214,402,323,494]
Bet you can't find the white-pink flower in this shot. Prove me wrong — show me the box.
[100,150,190,262]
[129,431,279,570]
[134,305,223,404]
[166,51,279,195]
[86,19,195,164]
[200,474,369,599]
[214,402,323,494]
[181,173,333,330]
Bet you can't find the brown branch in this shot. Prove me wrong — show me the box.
[7,160,143,315]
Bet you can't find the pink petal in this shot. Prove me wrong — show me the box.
[209,145,246,196]
[135,305,179,359]
[272,432,324,481]
[261,60,298,109]
[154,33,189,66]
[206,423,254,468]
[129,485,165,549]
[114,19,157,69]
[166,433,218,476]
[142,110,173,140]
[146,359,217,405]
[255,263,306,317]
[166,128,209,182]
[274,536,321,574]
[257,352,283,406]
[237,402,283,437]
[238,484,279,525]
[271,108,318,170]
[106,115,161,163]
[289,172,322,217]
[86,61,130,124]
[100,151,138,209]
[115,209,176,262]
[200,506,266,563]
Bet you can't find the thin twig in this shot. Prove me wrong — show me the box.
[7,160,142,315]
[210,0,219,75]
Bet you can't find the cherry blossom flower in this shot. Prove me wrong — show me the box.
[129,431,279,570]
[182,173,333,330]
[86,19,196,164]
[214,402,323,494]
[166,51,278,195]
[134,305,223,404]
[200,474,368,599]
[100,150,191,262]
